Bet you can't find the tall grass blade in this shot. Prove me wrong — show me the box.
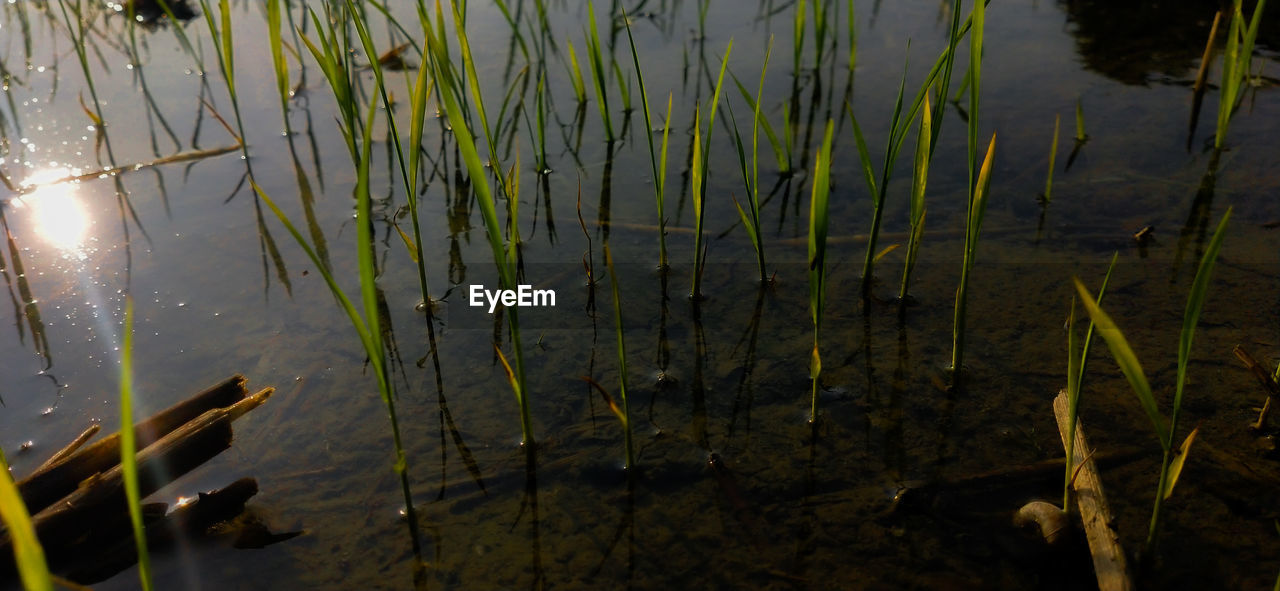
[425,5,532,443]
[603,245,635,469]
[1042,114,1059,202]
[565,40,587,103]
[623,10,671,267]
[951,133,995,378]
[0,450,51,591]
[691,40,734,300]
[1065,252,1118,509]
[808,119,835,422]
[584,2,614,141]
[1171,208,1232,442]
[119,297,153,591]
[1215,0,1267,149]
[266,0,291,134]
[898,94,931,303]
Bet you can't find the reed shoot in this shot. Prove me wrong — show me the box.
[425,4,533,444]
[266,0,291,135]
[728,37,774,283]
[1042,114,1060,203]
[691,41,734,301]
[951,0,988,380]
[584,2,614,142]
[603,245,635,469]
[1063,252,1117,511]
[1215,0,1268,150]
[898,94,930,306]
[808,119,835,423]
[1075,208,1231,551]
[565,40,588,104]
[623,11,674,268]
[119,297,153,591]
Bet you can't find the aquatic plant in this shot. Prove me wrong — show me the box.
[564,40,588,104]
[727,37,775,283]
[623,11,675,269]
[1041,114,1060,203]
[691,41,733,301]
[897,95,930,307]
[732,77,791,176]
[197,0,254,178]
[584,2,614,142]
[119,297,153,591]
[603,245,635,469]
[423,1,533,444]
[1074,208,1231,551]
[808,119,835,423]
[266,0,292,136]
[1215,0,1267,150]
[950,0,990,380]
[0,449,51,591]
[1063,253,1117,511]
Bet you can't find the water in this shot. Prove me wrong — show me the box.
[1,0,1279,589]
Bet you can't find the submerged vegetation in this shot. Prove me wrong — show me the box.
[0,0,1276,588]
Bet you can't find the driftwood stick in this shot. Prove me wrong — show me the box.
[35,424,101,473]
[1053,391,1134,591]
[1193,11,1223,95]
[5,388,272,559]
[16,375,249,514]
[65,478,260,585]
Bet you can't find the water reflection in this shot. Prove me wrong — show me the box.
[16,168,91,258]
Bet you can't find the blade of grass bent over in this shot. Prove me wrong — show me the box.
[1072,279,1168,446]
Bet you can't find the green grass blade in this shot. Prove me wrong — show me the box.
[425,7,531,443]
[266,0,290,133]
[253,182,375,355]
[732,73,788,174]
[899,94,931,302]
[1171,208,1231,444]
[808,119,835,422]
[119,297,153,591]
[844,104,878,198]
[809,119,836,325]
[1064,297,1080,511]
[1043,114,1059,202]
[0,451,51,591]
[585,2,614,141]
[1073,278,1169,446]
[623,10,669,266]
[565,40,587,102]
[603,245,635,469]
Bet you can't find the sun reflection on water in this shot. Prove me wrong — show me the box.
[15,167,92,258]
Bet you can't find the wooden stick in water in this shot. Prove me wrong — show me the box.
[35,424,102,473]
[1053,390,1134,591]
[16,375,250,514]
[1193,11,1223,96]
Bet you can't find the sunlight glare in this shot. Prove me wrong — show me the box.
[18,167,91,256]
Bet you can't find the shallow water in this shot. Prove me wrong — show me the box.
[1,0,1279,589]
